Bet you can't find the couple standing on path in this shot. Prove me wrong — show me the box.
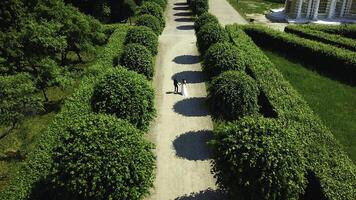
[173,78,188,97]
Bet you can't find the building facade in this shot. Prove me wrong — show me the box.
[285,0,356,20]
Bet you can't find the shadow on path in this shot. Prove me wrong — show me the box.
[173,55,200,64]
[173,130,213,161]
[177,25,195,30]
[174,12,193,16]
[172,71,207,84]
[175,189,228,200]
[173,6,190,10]
[175,17,195,22]
[174,2,188,6]
[173,97,210,117]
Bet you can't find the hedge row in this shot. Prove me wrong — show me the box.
[188,0,209,16]
[285,25,356,51]
[301,24,356,39]
[0,25,130,200]
[136,2,165,29]
[226,25,356,200]
[243,25,356,85]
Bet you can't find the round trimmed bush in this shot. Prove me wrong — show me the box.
[125,26,158,55]
[136,2,165,28]
[212,117,306,199]
[121,43,154,79]
[91,67,155,130]
[195,0,209,15]
[209,71,259,120]
[196,22,229,54]
[204,42,247,77]
[135,14,163,35]
[143,0,167,9]
[194,12,219,33]
[52,114,155,200]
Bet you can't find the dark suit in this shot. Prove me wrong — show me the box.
[174,79,179,93]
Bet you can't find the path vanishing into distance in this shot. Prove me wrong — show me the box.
[209,0,248,25]
[146,0,247,199]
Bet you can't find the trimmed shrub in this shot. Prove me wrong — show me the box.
[209,71,259,120]
[302,24,356,39]
[204,42,246,77]
[195,0,208,15]
[194,12,219,33]
[91,67,155,131]
[120,43,154,79]
[196,22,229,54]
[52,114,155,200]
[135,14,163,35]
[125,26,158,55]
[136,2,165,28]
[212,117,306,199]
[143,0,167,9]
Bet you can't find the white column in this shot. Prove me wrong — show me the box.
[306,0,313,18]
[340,0,347,16]
[328,0,337,18]
[312,0,321,20]
[297,0,304,18]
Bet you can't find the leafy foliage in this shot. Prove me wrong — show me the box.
[196,22,229,54]
[52,114,155,200]
[194,0,209,15]
[301,24,356,39]
[211,117,306,199]
[125,26,159,55]
[136,2,165,28]
[143,0,167,9]
[204,42,246,77]
[120,43,154,79]
[136,14,163,35]
[194,12,219,33]
[0,73,43,128]
[209,71,259,120]
[91,67,155,131]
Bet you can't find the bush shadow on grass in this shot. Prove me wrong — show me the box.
[173,130,213,161]
[177,25,195,30]
[175,17,195,22]
[173,97,210,117]
[174,12,193,17]
[173,55,200,64]
[175,188,228,200]
[172,71,207,84]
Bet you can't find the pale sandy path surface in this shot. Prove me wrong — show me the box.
[209,0,248,25]
[145,0,226,200]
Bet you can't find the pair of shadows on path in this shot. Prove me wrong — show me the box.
[172,71,207,84]
[173,97,210,117]
[175,189,228,200]
[173,130,213,161]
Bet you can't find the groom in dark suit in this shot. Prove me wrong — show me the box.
[173,78,179,94]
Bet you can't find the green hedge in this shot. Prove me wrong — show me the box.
[285,25,356,51]
[302,24,356,39]
[91,67,155,131]
[143,0,167,9]
[194,12,219,33]
[125,26,158,55]
[196,22,229,54]
[195,0,209,15]
[120,43,154,79]
[52,114,155,200]
[136,14,163,35]
[209,71,259,120]
[204,42,246,77]
[136,2,165,28]
[226,25,356,200]
[212,117,306,199]
[243,25,356,85]
[0,25,130,200]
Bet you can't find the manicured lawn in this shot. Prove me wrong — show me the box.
[228,0,284,17]
[264,50,356,162]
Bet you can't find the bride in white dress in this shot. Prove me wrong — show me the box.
[181,79,188,97]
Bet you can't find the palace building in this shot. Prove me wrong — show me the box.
[284,0,356,20]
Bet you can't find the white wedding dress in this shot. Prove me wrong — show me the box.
[181,83,188,97]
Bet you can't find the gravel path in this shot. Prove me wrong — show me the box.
[209,0,248,25]
[145,1,225,199]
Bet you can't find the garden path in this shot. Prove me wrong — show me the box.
[146,0,225,199]
[209,0,248,25]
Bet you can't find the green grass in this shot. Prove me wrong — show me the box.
[264,50,356,162]
[228,0,284,17]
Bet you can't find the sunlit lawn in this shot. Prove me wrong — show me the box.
[228,0,284,17]
[264,50,356,163]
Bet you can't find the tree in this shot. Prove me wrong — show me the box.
[0,73,43,138]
